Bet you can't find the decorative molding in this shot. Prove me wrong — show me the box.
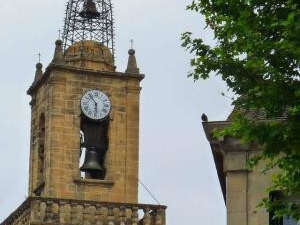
[27,64,145,95]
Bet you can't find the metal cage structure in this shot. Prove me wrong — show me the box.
[62,0,115,61]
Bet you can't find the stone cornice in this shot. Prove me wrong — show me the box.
[202,119,284,202]
[27,63,145,95]
[202,119,284,153]
[202,121,230,145]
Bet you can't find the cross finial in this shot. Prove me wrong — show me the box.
[130,39,134,49]
[37,52,41,63]
[58,29,61,39]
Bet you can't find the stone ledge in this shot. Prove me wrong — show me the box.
[74,178,114,187]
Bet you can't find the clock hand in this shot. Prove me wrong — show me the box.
[88,94,99,117]
[95,102,98,113]
[89,94,97,104]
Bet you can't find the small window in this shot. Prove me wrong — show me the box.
[270,191,300,225]
[270,191,282,225]
[282,217,299,225]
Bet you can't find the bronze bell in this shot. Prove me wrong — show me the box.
[80,147,104,179]
[79,0,100,19]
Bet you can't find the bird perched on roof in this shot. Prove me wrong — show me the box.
[201,113,208,122]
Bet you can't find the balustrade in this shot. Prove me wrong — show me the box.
[2,197,166,225]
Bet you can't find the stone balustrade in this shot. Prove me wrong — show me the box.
[1,197,166,225]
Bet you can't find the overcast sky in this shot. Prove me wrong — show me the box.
[0,0,232,224]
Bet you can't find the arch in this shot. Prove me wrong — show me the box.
[37,113,46,191]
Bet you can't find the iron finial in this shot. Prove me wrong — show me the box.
[37,52,41,63]
[130,39,134,49]
[58,29,61,40]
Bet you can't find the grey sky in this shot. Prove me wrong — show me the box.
[0,0,232,224]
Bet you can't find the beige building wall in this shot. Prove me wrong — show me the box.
[225,152,273,225]
[203,121,275,225]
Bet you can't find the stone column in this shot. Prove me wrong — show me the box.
[224,151,248,225]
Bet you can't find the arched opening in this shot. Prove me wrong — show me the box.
[37,114,45,186]
[79,130,86,178]
[80,118,109,180]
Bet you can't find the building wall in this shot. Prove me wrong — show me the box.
[203,121,276,225]
[29,78,51,195]
[225,151,274,225]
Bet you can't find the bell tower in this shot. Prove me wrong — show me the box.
[27,39,142,203]
[2,1,166,224]
[28,0,141,203]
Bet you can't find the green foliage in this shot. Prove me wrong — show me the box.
[182,0,300,221]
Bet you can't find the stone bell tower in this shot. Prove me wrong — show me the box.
[1,1,166,224]
[27,39,142,203]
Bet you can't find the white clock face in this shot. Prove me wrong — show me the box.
[81,90,111,120]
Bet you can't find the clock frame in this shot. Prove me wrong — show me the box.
[80,90,111,121]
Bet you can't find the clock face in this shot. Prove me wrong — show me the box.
[81,90,111,120]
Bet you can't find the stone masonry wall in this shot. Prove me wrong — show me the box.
[225,150,274,225]
[29,66,141,204]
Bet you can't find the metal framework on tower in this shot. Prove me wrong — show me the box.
[62,0,115,61]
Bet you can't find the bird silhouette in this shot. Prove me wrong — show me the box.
[201,113,208,122]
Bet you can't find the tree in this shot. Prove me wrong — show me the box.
[182,0,300,221]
